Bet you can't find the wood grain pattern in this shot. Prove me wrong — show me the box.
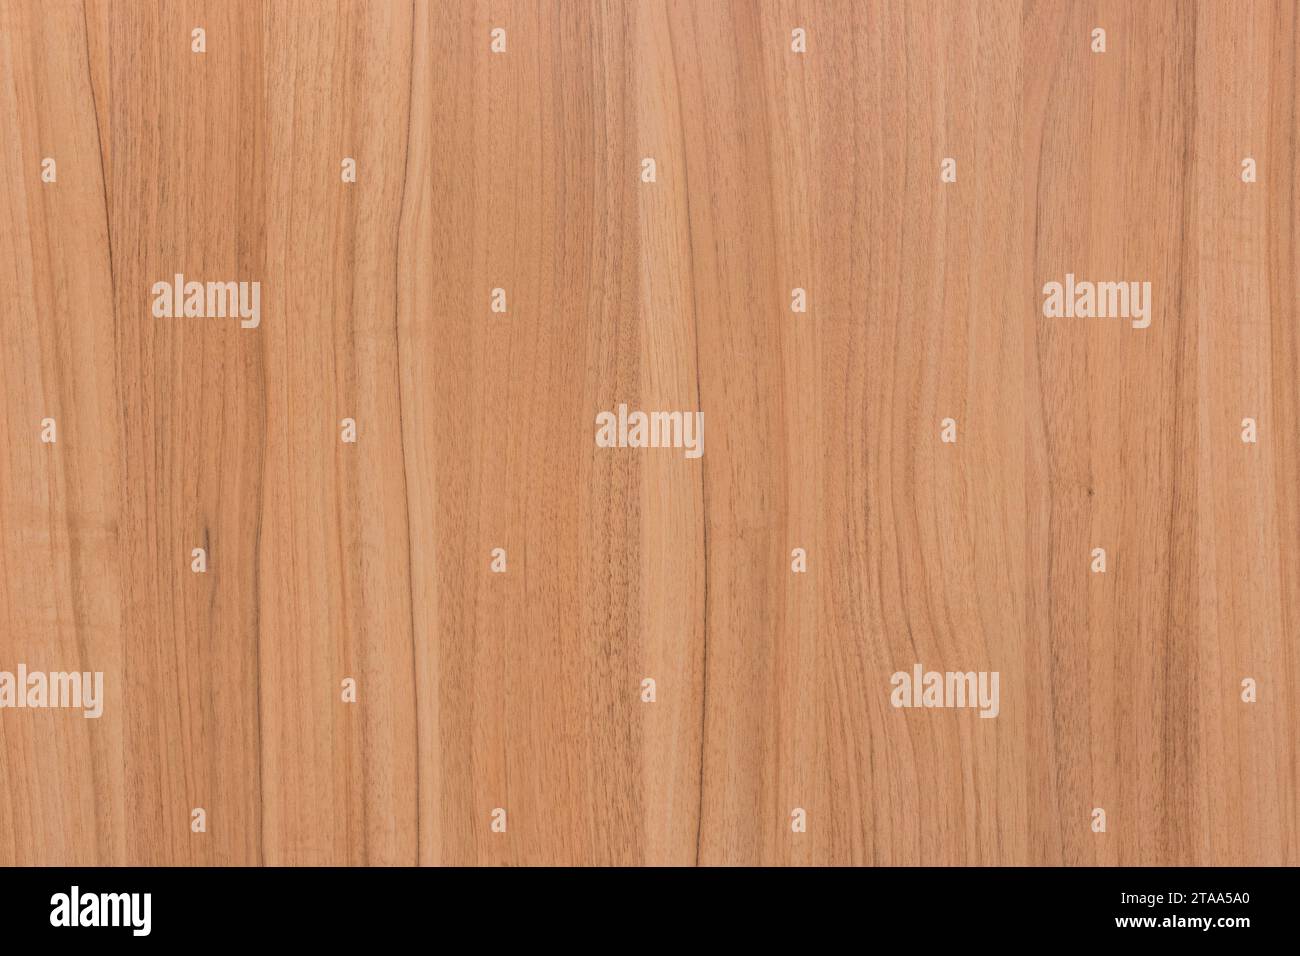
[0,0,1296,866]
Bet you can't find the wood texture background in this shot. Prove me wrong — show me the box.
[1,0,1296,866]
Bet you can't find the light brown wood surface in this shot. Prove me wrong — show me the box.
[1,0,1296,866]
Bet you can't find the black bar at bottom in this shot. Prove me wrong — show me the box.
[0,866,1275,942]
